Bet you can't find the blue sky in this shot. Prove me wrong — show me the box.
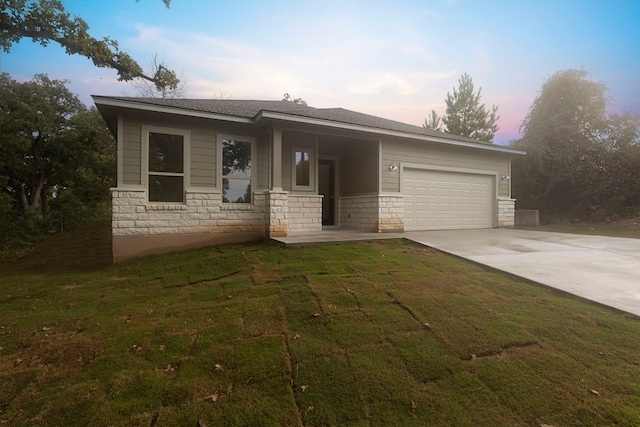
[3,0,639,144]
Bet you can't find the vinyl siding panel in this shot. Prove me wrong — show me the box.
[122,122,142,185]
[381,138,510,197]
[256,134,269,190]
[119,111,268,191]
[191,130,216,188]
[341,140,378,195]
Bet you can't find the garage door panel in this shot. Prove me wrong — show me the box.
[404,169,494,231]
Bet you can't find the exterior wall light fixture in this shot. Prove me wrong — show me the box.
[389,163,398,171]
[501,174,511,180]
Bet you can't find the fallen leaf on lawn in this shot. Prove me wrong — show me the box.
[214,363,223,371]
[310,313,321,318]
[301,385,308,392]
[159,345,166,351]
[539,424,555,427]
[164,364,177,373]
[197,421,208,427]
[590,390,600,396]
[293,334,301,340]
[204,393,219,403]
[131,344,143,353]
[42,326,52,331]
[411,400,417,411]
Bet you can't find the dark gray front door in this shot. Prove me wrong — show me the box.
[318,159,335,225]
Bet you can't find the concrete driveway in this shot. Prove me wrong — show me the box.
[405,229,640,317]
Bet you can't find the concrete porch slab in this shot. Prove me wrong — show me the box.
[270,227,403,246]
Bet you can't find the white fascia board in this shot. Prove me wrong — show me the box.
[256,111,526,156]
[91,96,253,124]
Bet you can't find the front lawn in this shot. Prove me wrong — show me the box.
[1,227,639,426]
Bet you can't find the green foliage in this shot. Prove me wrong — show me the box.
[0,0,177,91]
[0,73,115,254]
[439,73,499,142]
[422,109,443,131]
[282,93,307,105]
[512,69,640,220]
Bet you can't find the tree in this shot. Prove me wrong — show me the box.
[511,68,640,220]
[0,73,84,219]
[0,73,115,230]
[49,108,116,230]
[282,93,307,106]
[441,73,499,142]
[0,0,178,91]
[423,110,443,131]
[133,53,187,98]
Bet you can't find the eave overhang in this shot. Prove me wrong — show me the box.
[92,96,526,156]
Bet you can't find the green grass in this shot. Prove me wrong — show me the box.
[1,226,639,426]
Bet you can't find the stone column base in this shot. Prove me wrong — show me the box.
[265,190,289,237]
[497,198,516,228]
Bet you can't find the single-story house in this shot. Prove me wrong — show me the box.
[93,97,525,262]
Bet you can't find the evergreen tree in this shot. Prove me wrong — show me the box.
[441,73,499,142]
[422,110,443,131]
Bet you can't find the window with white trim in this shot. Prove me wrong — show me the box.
[221,136,254,203]
[292,147,314,191]
[147,131,186,203]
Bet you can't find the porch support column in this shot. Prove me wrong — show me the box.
[266,125,288,237]
[271,126,283,190]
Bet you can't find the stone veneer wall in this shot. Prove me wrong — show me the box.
[287,194,323,233]
[497,198,516,228]
[377,195,404,232]
[112,189,267,236]
[338,194,404,232]
[265,191,288,237]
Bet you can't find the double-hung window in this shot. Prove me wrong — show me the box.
[144,127,189,203]
[292,147,315,191]
[220,135,255,204]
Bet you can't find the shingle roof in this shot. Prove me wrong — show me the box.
[96,97,492,145]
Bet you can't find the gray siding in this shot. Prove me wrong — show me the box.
[191,130,216,187]
[119,112,269,192]
[341,140,378,195]
[122,120,142,185]
[256,134,270,190]
[381,138,511,197]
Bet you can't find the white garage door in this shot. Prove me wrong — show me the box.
[403,168,494,231]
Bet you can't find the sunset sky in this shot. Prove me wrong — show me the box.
[3,0,639,144]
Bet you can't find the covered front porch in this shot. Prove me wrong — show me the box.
[265,126,404,237]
